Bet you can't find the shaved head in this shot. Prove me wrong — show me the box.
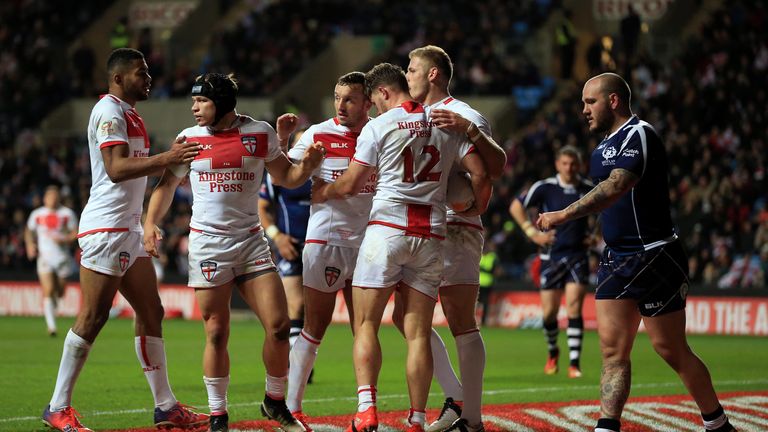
[586,73,632,108]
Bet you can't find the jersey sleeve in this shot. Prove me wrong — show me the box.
[26,210,38,231]
[614,126,646,176]
[351,123,378,167]
[94,107,128,149]
[287,125,313,161]
[463,109,492,137]
[521,180,546,208]
[264,124,283,163]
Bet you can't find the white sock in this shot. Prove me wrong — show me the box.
[430,328,463,401]
[49,329,92,411]
[287,330,320,412]
[357,385,376,412]
[456,330,485,425]
[408,408,426,426]
[43,297,57,332]
[266,374,287,400]
[135,336,177,411]
[204,376,229,415]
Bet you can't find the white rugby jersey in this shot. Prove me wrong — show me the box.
[426,96,492,231]
[79,94,150,237]
[353,101,474,239]
[288,118,374,248]
[27,206,78,264]
[171,115,282,236]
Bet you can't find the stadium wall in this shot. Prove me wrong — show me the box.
[2,281,766,336]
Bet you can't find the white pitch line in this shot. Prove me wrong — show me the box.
[3,378,766,423]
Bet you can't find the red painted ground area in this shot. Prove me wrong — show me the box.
[109,391,768,431]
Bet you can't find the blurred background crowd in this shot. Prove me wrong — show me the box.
[0,0,765,290]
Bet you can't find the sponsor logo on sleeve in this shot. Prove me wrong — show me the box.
[621,148,639,158]
[99,120,115,137]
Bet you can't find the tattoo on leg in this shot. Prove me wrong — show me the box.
[601,360,631,418]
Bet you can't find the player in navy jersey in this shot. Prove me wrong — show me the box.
[510,145,593,379]
[259,161,312,350]
[537,73,735,432]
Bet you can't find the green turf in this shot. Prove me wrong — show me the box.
[1,316,766,431]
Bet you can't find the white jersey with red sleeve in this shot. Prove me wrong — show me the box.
[426,96,492,232]
[27,206,78,265]
[353,101,474,239]
[288,118,375,248]
[78,94,151,237]
[170,115,282,236]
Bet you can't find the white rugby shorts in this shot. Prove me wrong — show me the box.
[78,230,148,277]
[352,224,443,299]
[441,224,484,287]
[302,242,358,293]
[37,255,74,279]
[188,230,275,288]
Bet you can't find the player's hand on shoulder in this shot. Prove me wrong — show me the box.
[276,113,299,139]
[430,109,470,134]
[166,135,202,165]
[311,177,329,204]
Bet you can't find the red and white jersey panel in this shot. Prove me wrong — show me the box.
[353,101,473,239]
[171,115,282,236]
[288,118,374,248]
[27,206,78,263]
[79,94,150,237]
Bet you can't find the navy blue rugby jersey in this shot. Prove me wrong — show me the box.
[259,174,311,241]
[519,174,593,259]
[589,115,677,254]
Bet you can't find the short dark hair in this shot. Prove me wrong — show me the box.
[106,48,145,75]
[337,71,369,97]
[365,63,408,95]
[409,45,453,85]
[556,145,582,164]
[597,72,632,106]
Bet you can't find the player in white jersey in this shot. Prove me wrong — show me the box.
[283,72,373,429]
[25,185,78,336]
[400,45,507,432]
[313,63,491,432]
[143,73,323,432]
[42,48,207,432]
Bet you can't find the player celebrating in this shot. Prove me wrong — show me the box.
[510,145,593,378]
[25,185,78,337]
[537,73,736,432]
[314,63,491,432]
[143,73,323,432]
[284,72,373,430]
[403,45,506,432]
[42,48,207,432]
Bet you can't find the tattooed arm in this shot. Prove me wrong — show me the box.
[536,168,639,230]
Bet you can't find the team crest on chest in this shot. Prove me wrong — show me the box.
[325,266,341,286]
[241,135,259,155]
[201,260,218,282]
[601,146,617,159]
[118,251,130,272]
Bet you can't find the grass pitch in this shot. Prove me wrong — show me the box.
[1,316,766,431]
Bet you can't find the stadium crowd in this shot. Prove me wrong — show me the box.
[0,1,766,289]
